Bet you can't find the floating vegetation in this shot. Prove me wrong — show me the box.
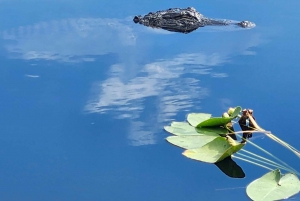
[164,106,300,200]
[247,169,300,201]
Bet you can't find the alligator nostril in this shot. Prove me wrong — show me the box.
[133,16,140,23]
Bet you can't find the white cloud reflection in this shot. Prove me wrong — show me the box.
[84,53,227,146]
[84,53,220,118]
[128,121,156,146]
[25,74,40,78]
[2,18,136,62]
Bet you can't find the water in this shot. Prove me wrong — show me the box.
[1,1,300,200]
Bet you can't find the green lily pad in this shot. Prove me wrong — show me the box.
[195,106,242,128]
[246,169,300,201]
[187,113,211,127]
[171,122,190,127]
[231,106,242,118]
[197,117,232,128]
[182,137,244,163]
[166,135,218,149]
[218,137,244,161]
[164,122,199,136]
[164,121,228,136]
[196,127,229,135]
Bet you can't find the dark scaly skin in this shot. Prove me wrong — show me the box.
[133,7,255,33]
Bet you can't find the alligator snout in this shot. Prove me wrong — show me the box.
[237,21,256,28]
[133,15,141,23]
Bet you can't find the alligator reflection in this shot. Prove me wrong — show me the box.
[215,156,245,178]
[134,7,255,34]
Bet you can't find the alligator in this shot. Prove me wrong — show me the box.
[133,7,255,34]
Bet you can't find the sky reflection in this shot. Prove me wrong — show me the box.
[2,1,300,200]
[1,17,262,146]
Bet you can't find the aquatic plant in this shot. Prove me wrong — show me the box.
[164,106,300,200]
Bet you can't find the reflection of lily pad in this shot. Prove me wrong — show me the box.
[187,113,211,127]
[164,122,198,136]
[215,156,245,178]
[246,169,300,201]
[166,135,218,149]
[182,137,244,163]
[197,117,232,128]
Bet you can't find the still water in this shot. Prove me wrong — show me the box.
[1,1,300,200]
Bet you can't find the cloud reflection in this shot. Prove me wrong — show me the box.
[84,53,220,119]
[128,121,156,146]
[84,53,228,146]
[2,18,136,62]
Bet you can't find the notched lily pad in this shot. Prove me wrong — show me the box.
[182,136,244,163]
[246,169,300,201]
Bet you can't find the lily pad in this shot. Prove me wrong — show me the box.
[197,117,232,128]
[246,169,300,201]
[171,122,190,127]
[164,121,228,136]
[218,137,244,161]
[182,137,244,163]
[164,122,198,136]
[187,113,211,127]
[195,106,242,128]
[166,135,218,149]
[196,127,229,135]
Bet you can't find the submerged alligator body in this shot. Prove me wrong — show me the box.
[133,7,255,33]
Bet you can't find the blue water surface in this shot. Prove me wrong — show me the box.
[1,1,300,200]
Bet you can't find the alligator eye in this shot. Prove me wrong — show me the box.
[187,7,196,11]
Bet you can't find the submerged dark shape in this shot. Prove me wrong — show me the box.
[215,156,245,178]
[133,7,255,33]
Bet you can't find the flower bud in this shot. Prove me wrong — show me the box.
[227,107,235,116]
[222,112,230,118]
